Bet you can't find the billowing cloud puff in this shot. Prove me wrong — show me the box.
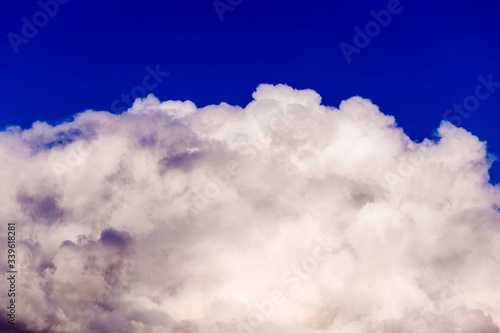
[0,84,499,333]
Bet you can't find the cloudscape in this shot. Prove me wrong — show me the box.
[1,84,499,332]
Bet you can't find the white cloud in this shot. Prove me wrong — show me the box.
[0,84,499,333]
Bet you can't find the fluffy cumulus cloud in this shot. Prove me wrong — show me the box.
[1,84,500,333]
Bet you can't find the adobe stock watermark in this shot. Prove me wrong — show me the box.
[408,273,466,332]
[186,159,242,214]
[213,0,243,22]
[339,0,411,64]
[180,103,323,226]
[257,103,322,142]
[110,64,169,113]
[7,0,72,54]
[180,151,252,226]
[46,62,168,180]
[443,74,499,127]
[49,127,107,181]
[384,73,498,188]
[384,143,432,188]
[235,237,341,333]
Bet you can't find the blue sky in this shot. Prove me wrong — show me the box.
[1,0,499,182]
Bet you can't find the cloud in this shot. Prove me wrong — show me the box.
[0,84,499,332]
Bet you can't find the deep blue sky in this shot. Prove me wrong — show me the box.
[1,0,499,182]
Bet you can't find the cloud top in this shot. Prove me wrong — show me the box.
[0,84,499,333]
